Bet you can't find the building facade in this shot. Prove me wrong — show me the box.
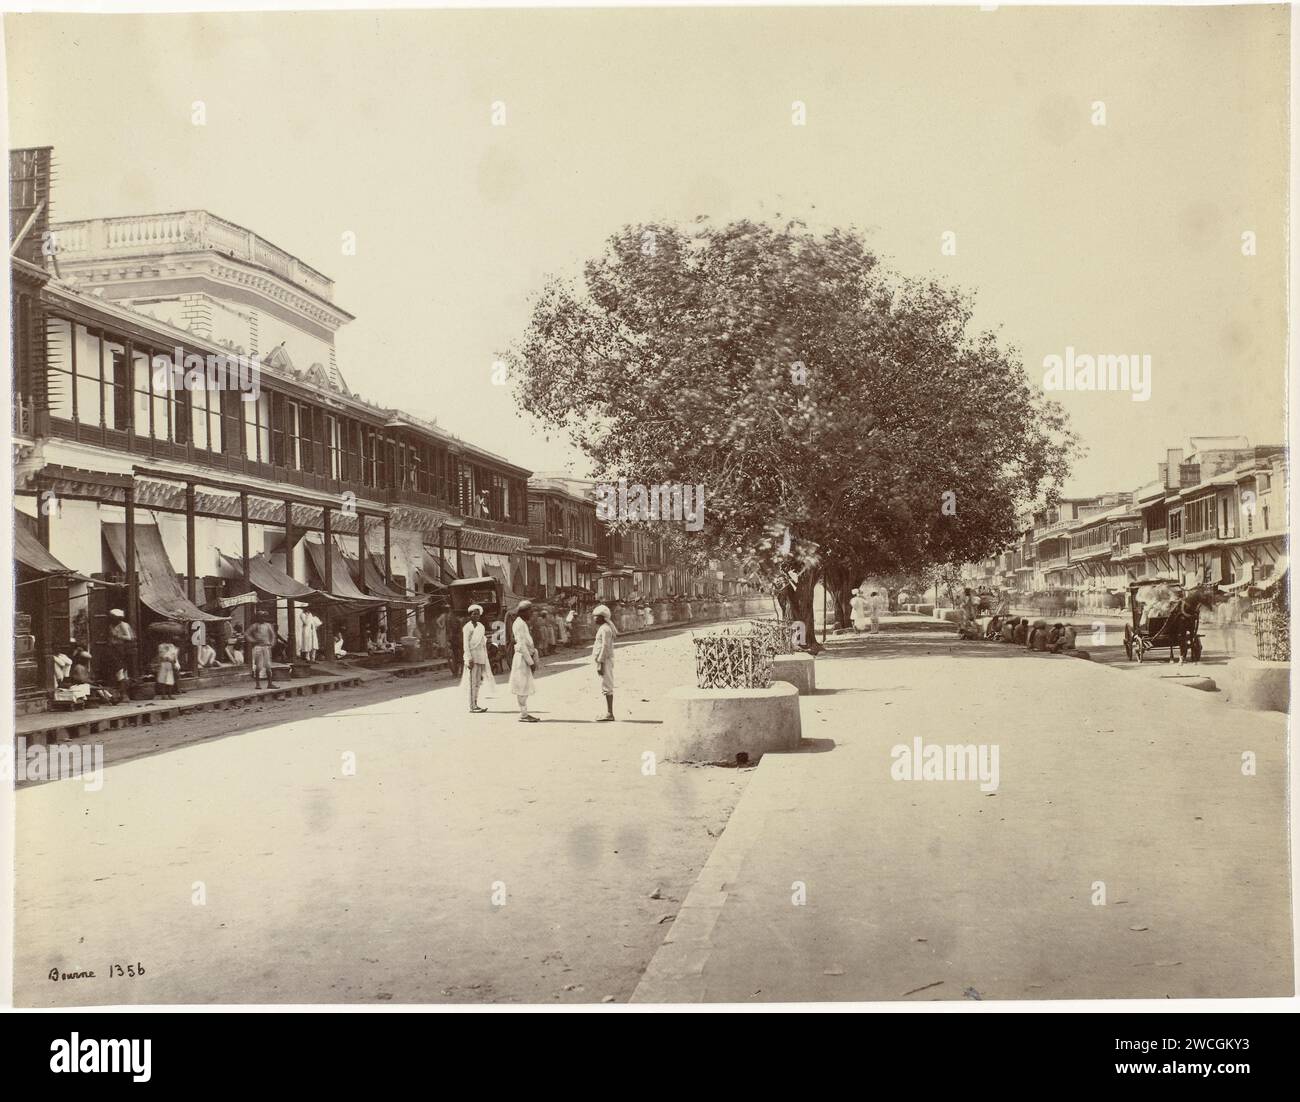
[10,148,764,705]
[962,438,1288,613]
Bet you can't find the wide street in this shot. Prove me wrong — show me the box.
[15,616,1292,1005]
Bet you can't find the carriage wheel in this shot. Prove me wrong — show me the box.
[1134,637,1145,662]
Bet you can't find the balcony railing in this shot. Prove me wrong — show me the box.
[43,416,530,533]
[50,211,336,302]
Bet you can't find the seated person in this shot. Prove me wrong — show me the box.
[334,631,348,658]
[70,649,93,684]
[1052,624,1078,653]
[224,642,246,665]
[1027,621,1049,651]
[196,641,220,668]
[999,617,1016,643]
[1012,619,1029,646]
[1138,583,1176,630]
[985,616,1002,640]
[1046,623,1064,650]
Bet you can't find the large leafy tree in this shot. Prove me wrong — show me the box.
[511,219,1078,649]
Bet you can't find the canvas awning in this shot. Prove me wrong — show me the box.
[303,540,385,604]
[423,544,462,583]
[481,563,522,608]
[1254,557,1288,593]
[356,552,428,608]
[14,522,92,581]
[103,523,228,623]
[219,552,316,601]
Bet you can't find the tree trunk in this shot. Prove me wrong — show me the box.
[779,563,821,654]
[823,563,856,631]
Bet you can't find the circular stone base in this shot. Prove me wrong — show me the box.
[1221,658,1290,712]
[663,683,802,765]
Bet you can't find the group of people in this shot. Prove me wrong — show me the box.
[849,588,886,633]
[971,613,1080,654]
[460,599,617,723]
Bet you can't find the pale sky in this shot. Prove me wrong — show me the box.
[3,5,1289,495]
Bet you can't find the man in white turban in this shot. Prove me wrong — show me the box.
[460,604,492,713]
[509,601,540,722]
[592,604,617,722]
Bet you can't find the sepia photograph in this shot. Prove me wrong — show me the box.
[1,0,1294,1029]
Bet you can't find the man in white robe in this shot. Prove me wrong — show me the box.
[460,604,491,713]
[592,604,617,722]
[509,601,540,722]
[850,589,868,632]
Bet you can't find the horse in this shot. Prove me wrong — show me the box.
[1151,583,1219,663]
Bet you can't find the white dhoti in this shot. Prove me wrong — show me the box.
[509,617,539,699]
[508,652,536,697]
[460,659,496,702]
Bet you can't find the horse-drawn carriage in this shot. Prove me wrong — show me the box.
[1122,577,1216,663]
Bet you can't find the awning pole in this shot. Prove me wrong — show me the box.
[239,491,250,586]
[322,506,334,656]
[185,482,198,673]
[125,483,140,656]
[357,514,368,595]
[185,483,197,603]
[285,499,296,661]
[35,477,52,690]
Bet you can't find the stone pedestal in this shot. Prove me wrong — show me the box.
[663,683,802,765]
[770,652,815,695]
[1220,658,1290,713]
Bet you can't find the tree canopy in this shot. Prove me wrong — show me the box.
[511,218,1079,641]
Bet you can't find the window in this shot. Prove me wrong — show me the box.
[269,395,288,466]
[74,325,102,426]
[1184,498,1212,537]
[1168,509,1183,540]
[289,401,315,473]
[343,419,362,484]
[363,429,379,488]
[244,390,271,462]
[191,380,211,451]
[133,350,154,437]
[103,339,128,430]
[458,464,474,514]
[327,415,342,480]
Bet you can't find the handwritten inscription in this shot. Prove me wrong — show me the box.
[49,962,145,982]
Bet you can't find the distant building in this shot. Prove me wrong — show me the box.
[961,438,1288,613]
